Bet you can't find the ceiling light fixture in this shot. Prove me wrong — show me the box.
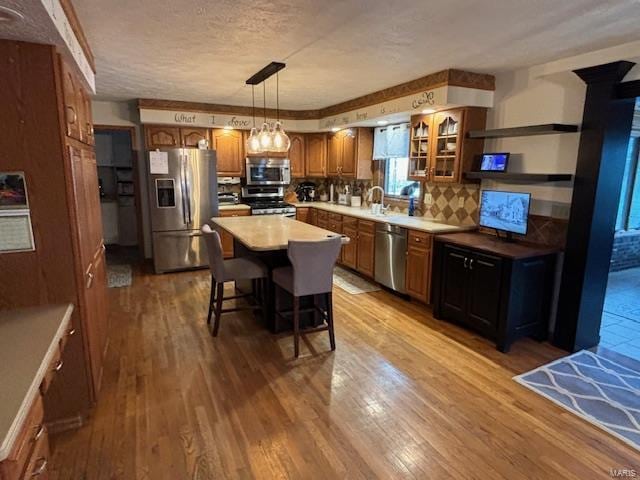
[246,85,261,154]
[0,6,24,23]
[245,61,289,154]
[377,120,388,125]
[422,108,436,114]
[331,127,340,132]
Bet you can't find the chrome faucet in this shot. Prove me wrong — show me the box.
[367,186,388,215]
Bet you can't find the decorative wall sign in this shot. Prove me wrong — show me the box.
[0,172,28,210]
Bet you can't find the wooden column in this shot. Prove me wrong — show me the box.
[554,61,636,352]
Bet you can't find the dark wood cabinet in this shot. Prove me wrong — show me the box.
[433,233,559,352]
[289,133,306,178]
[212,128,244,176]
[305,133,327,177]
[405,230,433,303]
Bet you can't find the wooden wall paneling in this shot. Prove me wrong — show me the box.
[0,41,93,422]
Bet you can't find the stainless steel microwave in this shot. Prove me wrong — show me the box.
[245,157,290,186]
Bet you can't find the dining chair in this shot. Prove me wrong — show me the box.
[272,236,342,358]
[201,224,268,337]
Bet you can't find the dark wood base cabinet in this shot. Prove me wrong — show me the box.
[432,233,559,352]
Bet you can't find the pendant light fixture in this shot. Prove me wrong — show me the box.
[246,85,261,154]
[257,81,273,151]
[271,72,291,152]
[245,62,289,154]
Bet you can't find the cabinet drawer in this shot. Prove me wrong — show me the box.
[2,395,45,480]
[317,210,328,220]
[21,425,49,480]
[342,215,357,227]
[39,347,63,395]
[409,230,432,249]
[358,220,376,234]
[328,213,343,222]
[328,221,342,233]
[218,208,251,218]
[317,219,328,229]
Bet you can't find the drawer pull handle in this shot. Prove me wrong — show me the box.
[31,458,48,477]
[66,105,77,124]
[68,328,76,337]
[53,360,64,372]
[415,238,421,242]
[34,424,45,441]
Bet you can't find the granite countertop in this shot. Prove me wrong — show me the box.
[0,304,73,461]
[211,215,348,251]
[218,203,251,211]
[291,202,477,234]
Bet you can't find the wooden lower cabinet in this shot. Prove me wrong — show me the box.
[341,224,358,269]
[295,207,311,224]
[217,208,251,258]
[356,221,375,277]
[405,230,433,303]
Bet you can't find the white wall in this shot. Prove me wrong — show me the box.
[91,100,152,257]
[482,68,586,218]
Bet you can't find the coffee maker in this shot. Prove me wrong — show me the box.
[295,181,316,202]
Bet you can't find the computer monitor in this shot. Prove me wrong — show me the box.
[479,153,509,172]
[479,190,531,240]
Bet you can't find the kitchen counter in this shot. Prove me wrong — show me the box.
[292,202,476,234]
[211,215,348,251]
[0,304,73,460]
[218,203,251,212]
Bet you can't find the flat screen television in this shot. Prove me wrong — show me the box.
[479,190,531,240]
[479,153,509,172]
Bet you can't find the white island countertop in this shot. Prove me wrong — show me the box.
[0,304,73,460]
[291,202,477,234]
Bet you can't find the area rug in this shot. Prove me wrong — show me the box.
[514,350,640,450]
[107,264,132,288]
[333,266,380,295]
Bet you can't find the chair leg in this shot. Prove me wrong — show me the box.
[212,282,224,337]
[293,296,300,358]
[327,291,336,351]
[261,277,268,322]
[207,277,216,325]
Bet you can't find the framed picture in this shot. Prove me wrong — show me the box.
[0,172,29,209]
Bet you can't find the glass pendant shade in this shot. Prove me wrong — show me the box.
[258,122,273,151]
[271,121,290,152]
[246,127,261,154]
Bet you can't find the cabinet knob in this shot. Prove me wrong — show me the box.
[463,257,469,269]
[469,259,474,270]
[415,237,421,242]
[31,457,48,477]
[68,328,76,337]
[66,105,77,124]
[53,360,64,372]
[34,424,45,441]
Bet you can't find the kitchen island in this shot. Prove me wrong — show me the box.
[210,216,348,333]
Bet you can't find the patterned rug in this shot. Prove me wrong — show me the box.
[515,350,640,450]
[333,267,380,295]
[107,264,132,288]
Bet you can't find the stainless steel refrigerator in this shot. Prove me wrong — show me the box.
[147,148,218,273]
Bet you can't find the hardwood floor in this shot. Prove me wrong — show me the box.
[49,268,640,479]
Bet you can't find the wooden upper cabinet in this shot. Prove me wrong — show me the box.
[325,128,373,179]
[61,60,82,142]
[146,126,180,149]
[431,109,465,183]
[78,88,94,146]
[288,133,305,178]
[212,128,244,176]
[305,133,327,177]
[327,133,342,176]
[181,128,210,148]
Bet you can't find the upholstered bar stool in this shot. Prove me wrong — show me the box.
[272,236,342,358]
[201,224,268,337]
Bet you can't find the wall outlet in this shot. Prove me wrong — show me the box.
[424,193,432,205]
[458,196,465,209]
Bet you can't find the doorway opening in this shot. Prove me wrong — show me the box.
[599,98,640,360]
[94,126,143,284]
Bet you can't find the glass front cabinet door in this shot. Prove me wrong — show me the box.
[430,109,464,183]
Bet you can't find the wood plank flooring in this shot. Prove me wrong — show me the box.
[49,268,640,479]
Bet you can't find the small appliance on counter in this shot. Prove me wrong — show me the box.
[295,181,316,202]
[338,185,351,206]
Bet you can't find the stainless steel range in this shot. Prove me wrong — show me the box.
[241,186,296,217]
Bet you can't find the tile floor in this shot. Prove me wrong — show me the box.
[599,266,640,360]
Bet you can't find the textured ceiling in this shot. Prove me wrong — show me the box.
[25,0,640,108]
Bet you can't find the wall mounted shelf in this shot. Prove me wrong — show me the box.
[464,172,573,182]
[467,124,579,139]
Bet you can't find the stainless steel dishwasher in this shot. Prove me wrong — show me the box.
[374,222,408,293]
